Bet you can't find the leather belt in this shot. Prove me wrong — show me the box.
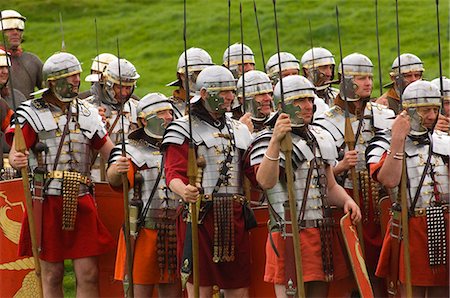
[202,194,247,205]
[299,218,334,229]
[412,205,449,217]
[47,170,92,186]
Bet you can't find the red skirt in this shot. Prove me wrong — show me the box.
[376,214,449,286]
[115,228,177,285]
[264,228,349,284]
[176,201,251,289]
[19,194,115,262]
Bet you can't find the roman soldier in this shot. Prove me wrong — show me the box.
[367,80,449,297]
[0,9,43,99]
[245,74,361,297]
[166,47,213,119]
[107,92,181,297]
[314,53,395,296]
[162,65,253,297]
[301,47,338,106]
[7,52,115,297]
[85,58,140,181]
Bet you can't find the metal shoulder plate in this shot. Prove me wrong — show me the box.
[15,98,56,132]
[309,125,338,163]
[161,116,190,147]
[313,105,345,147]
[229,117,253,150]
[432,131,450,157]
[249,129,272,167]
[366,102,395,130]
[109,140,161,169]
[365,129,391,164]
[78,100,107,139]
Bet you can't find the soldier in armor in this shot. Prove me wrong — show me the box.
[301,47,338,106]
[314,53,394,296]
[166,47,214,119]
[245,74,361,297]
[0,10,43,99]
[107,92,181,297]
[78,52,117,99]
[162,65,253,297]
[7,52,115,297]
[85,58,140,181]
[367,80,449,297]
[236,69,274,134]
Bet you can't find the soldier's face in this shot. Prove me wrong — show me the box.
[238,63,255,76]
[254,93,273,116]
[353,75,373,99]
[113,84,133,103]
[4,29,22,49]
[417,106,439,129]
[218,90,234,111]
[292,97,314,125]
[281,68,299,79]
[0,66,8,85]
[156,109,173,127]
[444,101,450,118]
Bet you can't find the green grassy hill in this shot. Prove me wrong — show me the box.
[12,0,450,99]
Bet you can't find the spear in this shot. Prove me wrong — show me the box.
[240,1,246,113]
[59,12,66,52]
[335,5,365,256]
[273,1,305,296]
[435,0,445,115]
[1,11,43,297]
[116,39,134,298]
[183,0,200,296]
[375,0,383,97]
[253,0,266,70]
[395,0,412,295]
[227,0,231,70]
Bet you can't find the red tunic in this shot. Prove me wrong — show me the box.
[8,122,114,262]
[165,142,251,289]
[370,154,449,286]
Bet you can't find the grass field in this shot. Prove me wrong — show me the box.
[7,0,449,296]
[11,0,450,99]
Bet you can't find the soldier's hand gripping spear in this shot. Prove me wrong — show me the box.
[335,5,366,256]
[273,1,305,297]
[0,12,43,298]
[116,39,134,298]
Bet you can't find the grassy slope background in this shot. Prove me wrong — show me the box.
[12,0,450,99]
[8,0,449,296]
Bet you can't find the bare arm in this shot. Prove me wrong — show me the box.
[169,178,199,203]
[377,111,410,188]
[325,165,361,224]
[98,136,115,161]
[256,113,291,189]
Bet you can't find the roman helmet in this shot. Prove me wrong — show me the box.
[265,52,300,85]
[222,43,255,79]
[167,47,213,92]
[273,75,316,127]
[137,92,173,139]
[402,80,440,135]
[194,65,236,114]
[390,53,424,91]
[0,10,26,31]
[338,53,373,101]
[301,47,335,87]
[237,70,273,120]
[42,52,82,102]
[85,53,117,82]
[103,58,140,105]
[431,77,450,102]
